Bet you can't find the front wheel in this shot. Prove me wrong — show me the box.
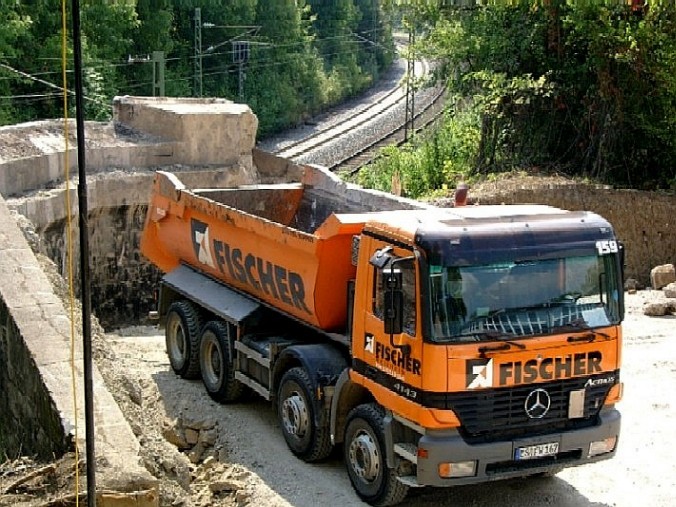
[277,367,332,462]
[344,403,409,506]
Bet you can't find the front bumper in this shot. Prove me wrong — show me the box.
[415,408,620,487]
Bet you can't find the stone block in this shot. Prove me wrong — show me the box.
[643,302,676,316]
[651,264,676,290]
[663,282,676,298]
[185,428,199,445]
[97,489,159,507]
[112,96,258,168]
[0,256,62,309]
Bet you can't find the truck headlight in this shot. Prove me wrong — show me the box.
[588,437,617,457]
[438,461,476,478]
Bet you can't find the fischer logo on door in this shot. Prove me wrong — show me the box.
[364,334,375,354]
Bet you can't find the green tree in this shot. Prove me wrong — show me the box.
[308,0,370,99]
[413,1,676,189]
[0,0,395,136]
[247,0,326,133]
[0,4,32,123]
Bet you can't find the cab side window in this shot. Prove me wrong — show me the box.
[401,261,416,335]
[372,258,416,336]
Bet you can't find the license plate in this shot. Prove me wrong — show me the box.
[515,442,559,460]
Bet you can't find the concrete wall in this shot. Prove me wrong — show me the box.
[0,193,158,498]
[0,196,71,459]
[1,96,259,197]
[11,167,263,329]
[477,183,675,286]
[113,96,258,170]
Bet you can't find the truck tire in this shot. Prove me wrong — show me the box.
[344,403,409,506]
[165,300,202,379]
[199,320,244,403]
[277,367,332,462]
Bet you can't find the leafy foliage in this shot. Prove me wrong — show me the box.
[418,1,676,190]
[356,99,481,199]
[0,0,394,136]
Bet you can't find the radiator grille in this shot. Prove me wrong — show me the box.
[447,372,618,444]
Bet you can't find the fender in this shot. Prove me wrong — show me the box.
[330,369,397,469]
[273,343,348,427]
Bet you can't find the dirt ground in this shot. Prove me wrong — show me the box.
[1,283,674,507]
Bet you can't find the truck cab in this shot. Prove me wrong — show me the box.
[336,205,623,503]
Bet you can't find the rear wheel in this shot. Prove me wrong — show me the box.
[199,321,244,403]
[344,403,409,506]
[165,301,202,379]
[277,367,332,462]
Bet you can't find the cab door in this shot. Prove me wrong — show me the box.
[352,238,424,404]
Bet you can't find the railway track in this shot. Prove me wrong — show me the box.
[329,86,447,175]
[273,58,429,161]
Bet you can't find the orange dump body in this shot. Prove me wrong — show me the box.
[141,171,374,331]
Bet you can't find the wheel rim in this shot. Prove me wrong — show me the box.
[167,314,186,368]
[281,391,309,438]
[348,429,380,483]
[202,334,222,388]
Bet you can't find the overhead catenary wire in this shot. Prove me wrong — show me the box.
[1,22,395,119]
[0,62,110,109]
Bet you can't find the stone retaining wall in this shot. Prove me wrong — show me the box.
[478,184,675,286]
[0,197,71,458]
[0,193,157,498]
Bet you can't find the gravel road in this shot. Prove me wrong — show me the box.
[101,290,675,507]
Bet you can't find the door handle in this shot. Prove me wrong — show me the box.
[365,365,378,379]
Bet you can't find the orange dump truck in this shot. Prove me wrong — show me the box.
[141,163,624,506]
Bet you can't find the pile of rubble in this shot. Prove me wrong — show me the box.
[626,263,676,316]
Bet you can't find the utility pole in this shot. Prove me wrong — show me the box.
[371,0,378,79]
[232,41,250,101]
[194,8,203,97]
[152,51,165,97]
[404,23,415,142]
[199,22,260,102]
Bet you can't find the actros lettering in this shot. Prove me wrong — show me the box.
[375,342,421,376]
[191,219,311,314]
[499,351,602,385]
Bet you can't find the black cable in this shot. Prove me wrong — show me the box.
[69,0,96,505]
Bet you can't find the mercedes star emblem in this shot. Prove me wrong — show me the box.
[524,388,551,419]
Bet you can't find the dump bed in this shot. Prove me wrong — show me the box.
[141,170,374,331]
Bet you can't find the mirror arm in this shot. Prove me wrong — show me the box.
[387,256,415,355]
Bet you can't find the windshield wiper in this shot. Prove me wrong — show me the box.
[478,340,526,356]
[461,330,527,355]
[566,330,612,343]
[553,320,612,341]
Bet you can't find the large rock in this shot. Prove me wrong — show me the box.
[643,302,676,317]
[624,278,640,293]
[664,282,676,299]
[650,264,676,290]
[113,96,258,171]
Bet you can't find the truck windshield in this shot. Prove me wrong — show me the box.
[428,254,622,343]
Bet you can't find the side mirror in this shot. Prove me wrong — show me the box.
[382,269,403,335]
[370,246,393,269]
[617,241,625,321]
